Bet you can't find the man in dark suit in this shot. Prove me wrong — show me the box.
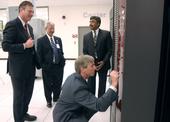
[37,21,65,108]
[53,55,118,122]
[83,16,113,97]
[2,1,40,122]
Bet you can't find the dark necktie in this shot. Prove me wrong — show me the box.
[50,38,59,64]
[93,30,97,58]
[24,24,30,37]
[93,30,97,46]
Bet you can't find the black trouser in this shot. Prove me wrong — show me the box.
[87,68,108,98]
[42,64,64,103]
[11,74,35,122]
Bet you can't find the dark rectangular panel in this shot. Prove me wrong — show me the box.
[121,0,164,122]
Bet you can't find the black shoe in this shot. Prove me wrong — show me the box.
[24,113,37,121]
[47,102,52,108]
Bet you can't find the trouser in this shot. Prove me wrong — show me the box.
[42,64,64,103]
[87,68,108,98]
[11,74,35,122]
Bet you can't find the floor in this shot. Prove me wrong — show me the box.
[0,60,111,122]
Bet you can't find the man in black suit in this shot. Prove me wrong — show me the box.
[2,1,39,122]
[83,16,113,97]
[37,21,65,108]
[53,55,118,122]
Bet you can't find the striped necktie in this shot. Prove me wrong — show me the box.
[93,30,97,58]
[93,30,97,46]
[24,24,30,37]
[50,38,60,64]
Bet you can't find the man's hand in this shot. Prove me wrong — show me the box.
[110,70,119,88]
[96,61,104,71]
[23,38,34,49]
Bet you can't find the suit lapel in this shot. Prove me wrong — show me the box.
[27,24,34,39]
[96,29,102,47]
[16,17,31,39]
[89,32,95,45]
[44,35,53,50]
[16,17,24,31]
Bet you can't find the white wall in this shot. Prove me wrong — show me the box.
[48,5,112,58]
[0,4,112,59]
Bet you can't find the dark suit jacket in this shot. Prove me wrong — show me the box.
[37,35,65,70]
[2,17,40,77]
[83,29,113,70]
[53,73,117,122]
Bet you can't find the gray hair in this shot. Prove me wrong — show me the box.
[75,55,94,73]
[45,21,55,30]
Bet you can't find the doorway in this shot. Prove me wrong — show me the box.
[78,26,90,56]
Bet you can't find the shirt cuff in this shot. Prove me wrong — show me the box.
[23,43,26,49]
[109,86,117,92]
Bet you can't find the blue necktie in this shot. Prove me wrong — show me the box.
[50,38,59,64]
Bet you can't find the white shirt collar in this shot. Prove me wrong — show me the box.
[46,33,54,41]
[18,16,27,27]
[92,28,99,36]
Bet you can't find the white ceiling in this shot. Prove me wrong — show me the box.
[0,0,113,8]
